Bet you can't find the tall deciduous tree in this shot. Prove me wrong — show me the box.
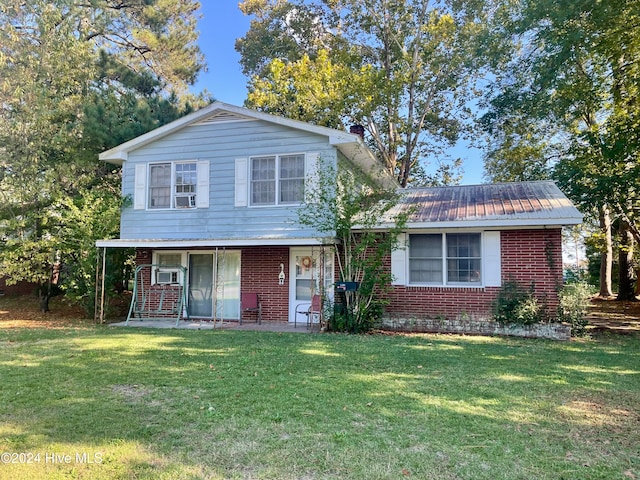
[238,0,490,187]
[480,0,640,297]
[0,0,205,311]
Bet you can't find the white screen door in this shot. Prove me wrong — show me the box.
[289,248,333,323]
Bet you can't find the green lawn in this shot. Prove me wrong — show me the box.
[0,319,638,479]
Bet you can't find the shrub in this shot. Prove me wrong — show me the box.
[329,296,384,333]
[557,281,594,337]
[493,280,544,325]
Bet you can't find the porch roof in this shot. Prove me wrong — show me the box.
[95,237,331,248]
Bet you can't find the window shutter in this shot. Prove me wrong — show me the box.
[304,152,320,203]
[235,158,248,207]
[196,160,209,208]
[134,164,147,210]
[483,231,502,287]
[391,232,408,285]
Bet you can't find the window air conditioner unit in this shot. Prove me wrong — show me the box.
[156,270,179,284]
[175,195,196,208]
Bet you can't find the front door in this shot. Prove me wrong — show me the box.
[289,248,333,323]
[188,250,241,320]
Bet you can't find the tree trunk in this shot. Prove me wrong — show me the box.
[599,206,614,297]
[617,222,636,300]
[38,286,51,313]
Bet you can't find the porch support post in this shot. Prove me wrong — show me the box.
[94,247,107,324]
[100,247,107,324]
[94,248,100,323]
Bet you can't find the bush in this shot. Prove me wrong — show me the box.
[329,295,384,333]
[557,281,594,337]
[493,280,544,325]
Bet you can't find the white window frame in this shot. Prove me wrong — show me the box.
[152,251,186,286]
[148,161,198,210]
[249,153,306,207]
[408,232,483,287]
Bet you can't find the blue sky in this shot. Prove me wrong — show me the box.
[191,3,250,105]
[190,3,485,184]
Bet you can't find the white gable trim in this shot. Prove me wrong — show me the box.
[99,102,365,165]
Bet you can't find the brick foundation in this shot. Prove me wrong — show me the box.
[381,317,571,340]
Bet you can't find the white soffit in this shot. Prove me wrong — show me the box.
[95,238,328,248]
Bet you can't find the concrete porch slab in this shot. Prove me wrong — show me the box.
[109,319,318,333]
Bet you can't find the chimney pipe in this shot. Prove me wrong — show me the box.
[349,124,365,140]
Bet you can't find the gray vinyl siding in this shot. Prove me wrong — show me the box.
[120,119,337,240]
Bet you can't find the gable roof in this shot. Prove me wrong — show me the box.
[384,181,582,229]
[99,101,396,187]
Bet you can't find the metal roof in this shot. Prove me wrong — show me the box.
[386,181,583,228]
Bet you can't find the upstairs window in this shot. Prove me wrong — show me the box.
[149,162,197,209]
[174,163,197,208]
[149,164,171,209]
[250,154,305,206]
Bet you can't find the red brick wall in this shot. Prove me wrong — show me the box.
[501,229,564,311]
[132,228,564,324]
[240,247,290,322]
[134,247,291,322]
[383,229,563,321]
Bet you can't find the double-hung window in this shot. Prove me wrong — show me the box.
[409,233,482,285]
[250,154,305,206]
[149,162,197,209]
[174,163,197,207]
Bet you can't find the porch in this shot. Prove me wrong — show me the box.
[109,319,316,333]
[94,242,334,327]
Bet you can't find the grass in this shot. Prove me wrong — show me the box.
[0,300,639,479]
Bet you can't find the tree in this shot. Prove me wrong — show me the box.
[298,157,408,333]
[480,0,640,297]
[238,0,490,187]
[0,0,206,311]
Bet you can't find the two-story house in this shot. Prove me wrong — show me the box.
[96,102,582,327]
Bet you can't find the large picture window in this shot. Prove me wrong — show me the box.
[149,161,197,209]
[409,233,482,285]
[250,154,305,206]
